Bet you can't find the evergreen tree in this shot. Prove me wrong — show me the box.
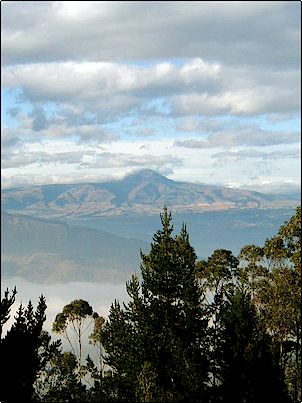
[0,294,47,402]
[0,286,17,337]
[218,286,290,403]
[195,249,238,398]
[101,208,209,402]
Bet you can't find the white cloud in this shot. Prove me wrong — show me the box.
[2,58,299,127]
[1,150,86,169]
[1,1,300,190]
[80,151,183,170]
[2,58,221,100]
[211,148,301,162]
[174,127,300,148]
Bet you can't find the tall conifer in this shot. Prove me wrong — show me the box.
[101,208,209,402]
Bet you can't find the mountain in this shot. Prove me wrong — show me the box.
[2,171,299,284]
[1,212,148,284]
[1,170,299,219]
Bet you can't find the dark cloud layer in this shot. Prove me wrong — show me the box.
[2,2,300,69]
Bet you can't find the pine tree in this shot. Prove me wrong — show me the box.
[101,208,209,402]
[0,295,47,402]
[196,249,238,398]
[0,286,17,338]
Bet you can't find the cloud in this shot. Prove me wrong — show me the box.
[2,59,220,101]
[1,277,129,332]
[177,118,229,133]
[1,134,24,152]
[2,59,299,130]
[3,57,300,124]
[211,148,301,162]
[1,2,300,190]
[171,83,300,117]
[31,106,49,132]
[238,181,301,195]
[174,127,300,149]
[80,151,183,170]
[2,114,119,144]
[2,2,300,69]
[1,150,87,169]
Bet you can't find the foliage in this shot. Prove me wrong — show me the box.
[238,206,301,402]
[218,286,290,403]
[0,286,17,337]
[33,330,88,402]
[1,206,300,402]
[52,299,94,367]
[195,249,238,394]
[89,312,106,375]
[0,292,47,402]
[101,208,209,402]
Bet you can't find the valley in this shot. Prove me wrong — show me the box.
[1,170,300,284]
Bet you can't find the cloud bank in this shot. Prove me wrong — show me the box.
[1,1,300,191]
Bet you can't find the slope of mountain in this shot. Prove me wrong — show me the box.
[65,208,297,259]
[1,212,148,284]
[1,170,299,219]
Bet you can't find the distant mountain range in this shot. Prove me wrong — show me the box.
[1,212,148,284]
[1,170,299,219]
[1,170,300,284]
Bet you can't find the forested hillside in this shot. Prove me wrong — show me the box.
[1,207,301,403]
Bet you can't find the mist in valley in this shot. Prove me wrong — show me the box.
[1,277,130,363]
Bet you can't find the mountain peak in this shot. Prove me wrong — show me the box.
[126,169,166,180]
[120,169,172,186]
[2,170,299,218]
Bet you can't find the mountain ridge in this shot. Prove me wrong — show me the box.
[1,170,299,219]
[1,211,148,283]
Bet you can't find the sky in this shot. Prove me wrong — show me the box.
[1,1,301,193]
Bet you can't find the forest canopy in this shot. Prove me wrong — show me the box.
[1,206,301,403]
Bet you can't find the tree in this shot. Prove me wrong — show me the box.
[52,299,94,368]
[101,208,209,402]
[238,244,267,299]
[89,312,106,376]
[196,249,238,394]
[33,331,88,402]
[260,207,301,402]
[0,286,17,337]
[0,294,47,402]
[236,207,301,402]
[279,206,301,271]
[218,286,290,403]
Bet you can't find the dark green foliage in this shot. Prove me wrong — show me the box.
[0,207,300,402]
[0,286,17,337]
[101,208,209,402]
[0,293,47,402]
[195,249,238,397]
[238,206,301,402]
[217,287,290,403]
[279,206,301,270]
